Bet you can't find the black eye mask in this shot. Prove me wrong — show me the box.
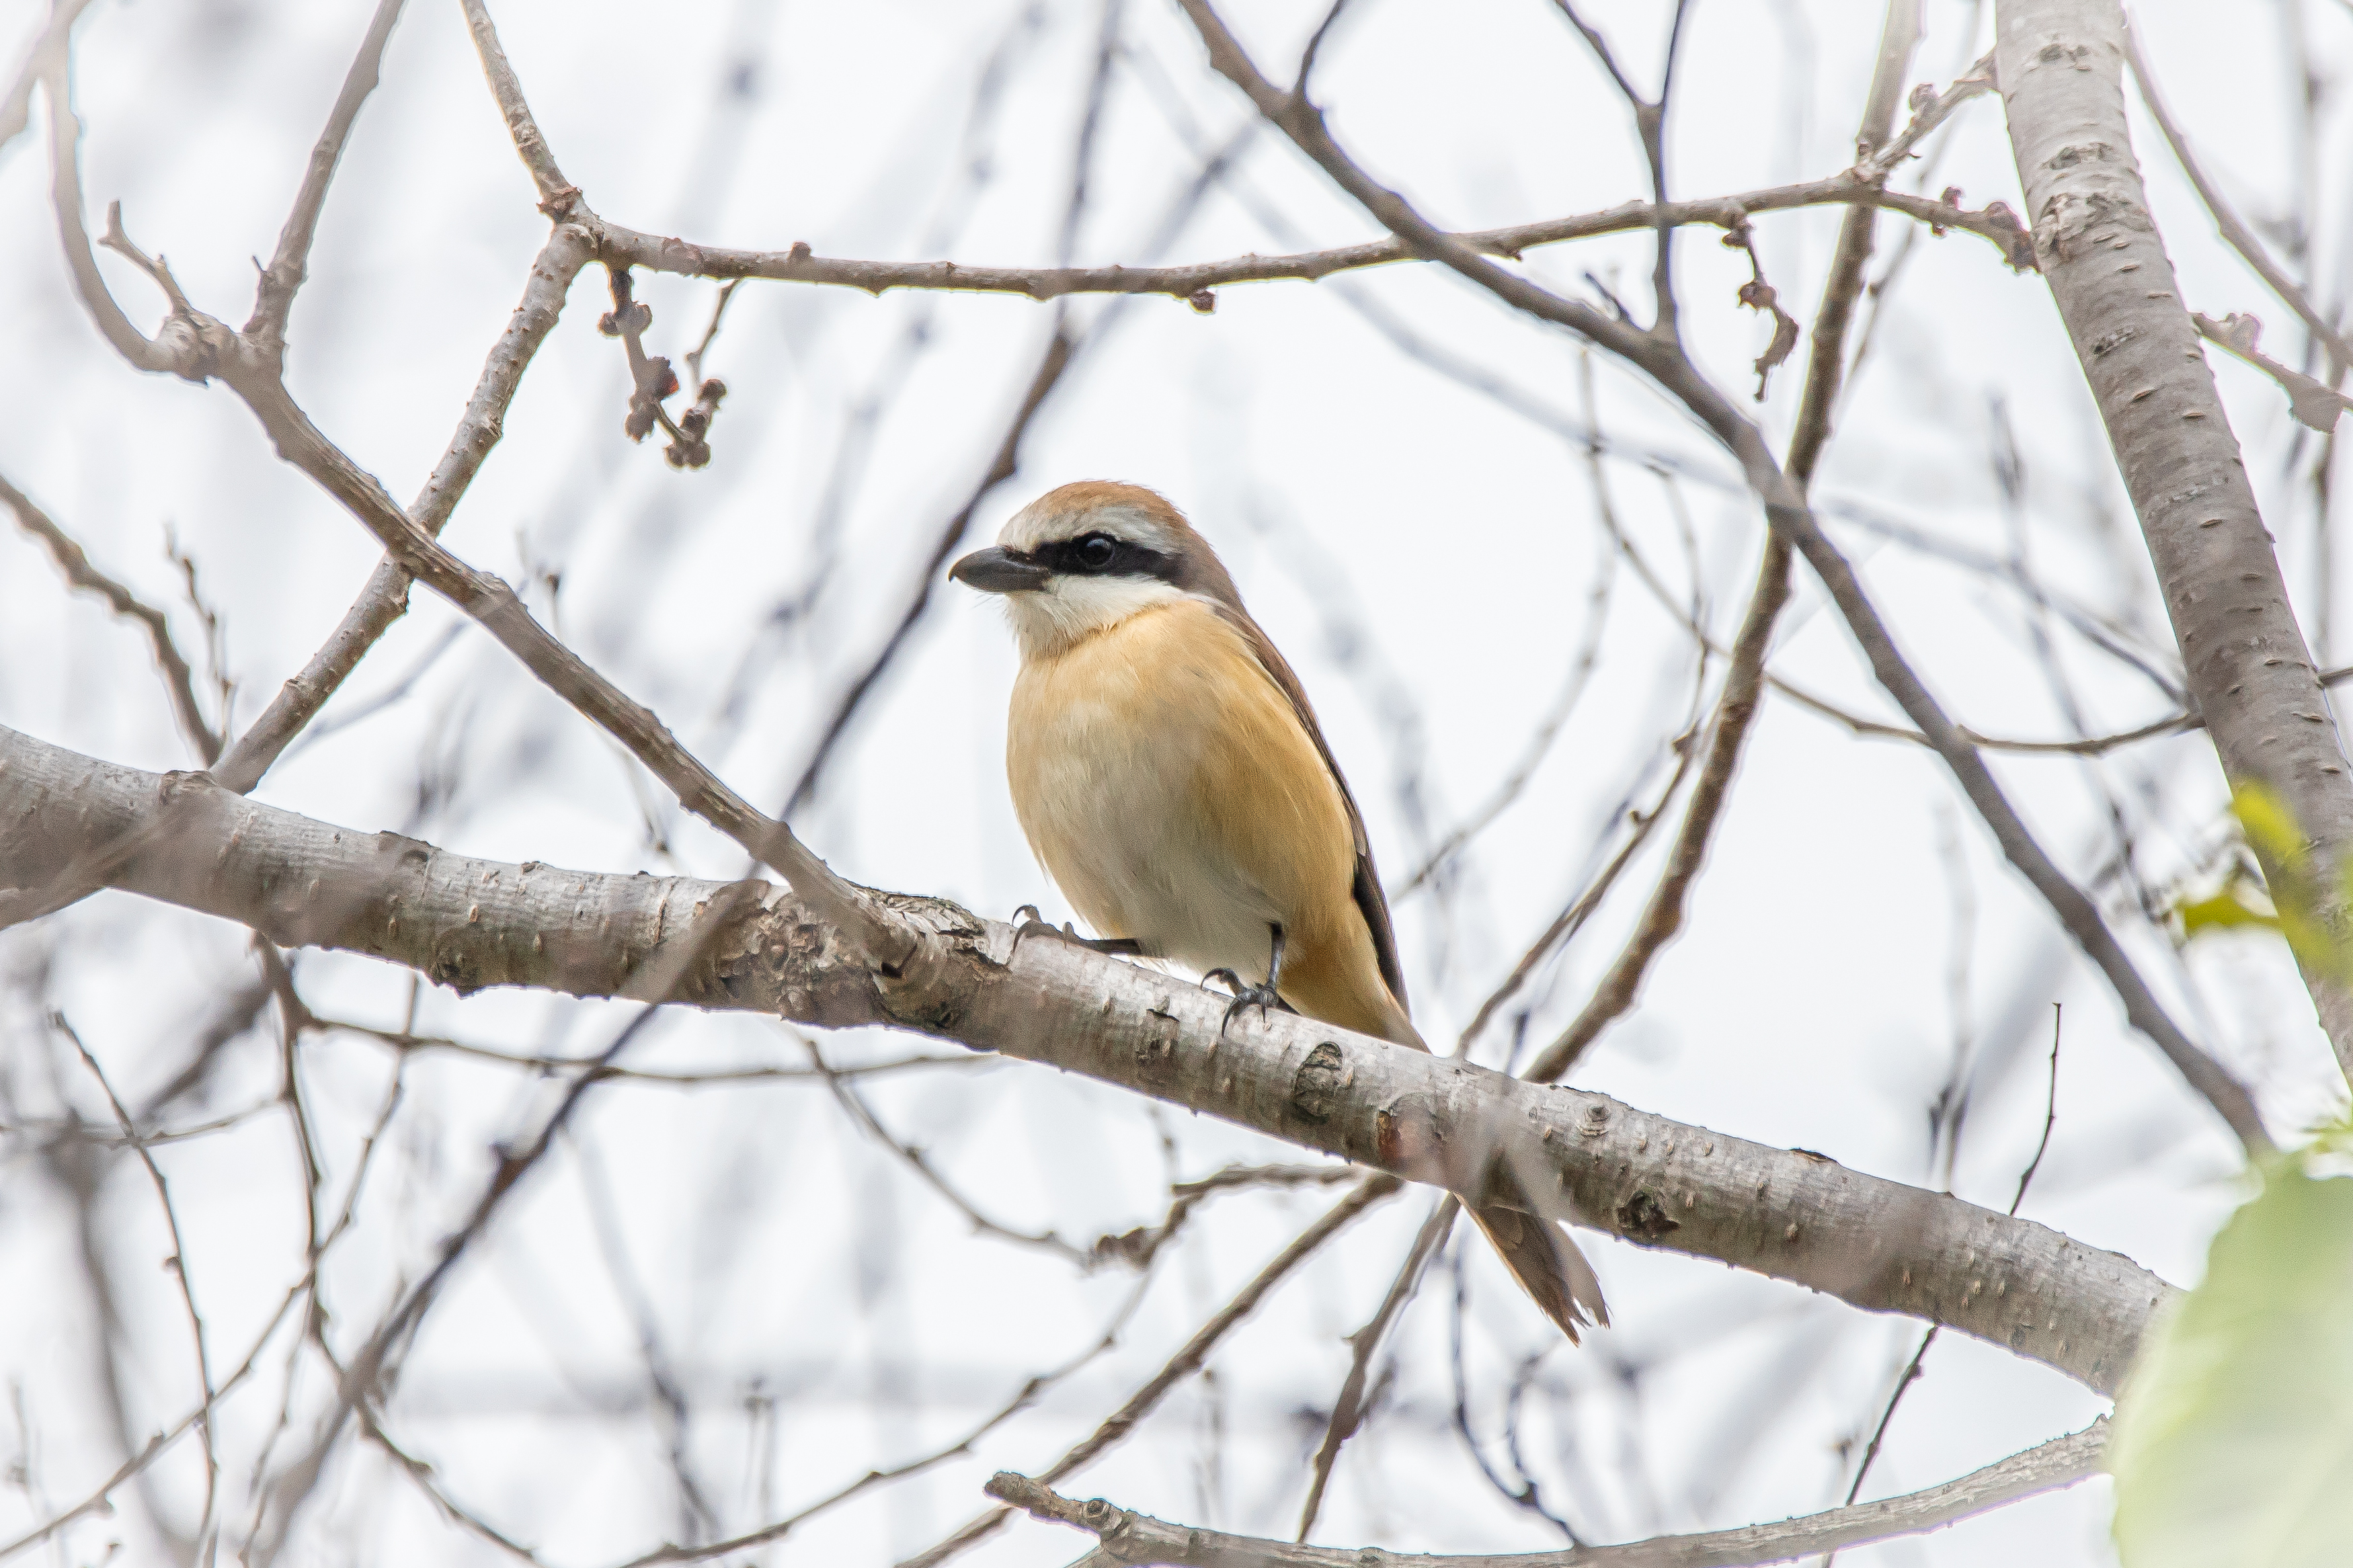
[1047,531,1181,584]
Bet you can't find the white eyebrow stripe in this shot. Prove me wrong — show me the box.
[1000,501,1179,555]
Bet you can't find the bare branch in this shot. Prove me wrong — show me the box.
[1871,51,1997,175]
[1998,0,2353,1085]
[1822,1005,2067,1565]
[600,1266,1156,1568]
[901,1175,1402,1568]
[245,0,406,347]
[1453,729,1697,1053]
[820,1040,1091,1264]
[2123,15,2352,377]
[1526,0,1920,1083]
[42,59,202,376]
[1546,0,1699,336]
[984,1419,2104,1567]
[453,0,576,213]
[0,1278,311,1566]
[2,471,221,763]
[1,723,2173,1396]
[55,1014,221,1553]
[1295,1195,1457,1540]
[588,175,2036,301]
[1527,540,1784,1083]
[40,91,887,957]
[212,225,593,795]
[2195,309,2352,432]
[786,329,1076,813]
[1177,0,2266,1153]
[0,0,93,155]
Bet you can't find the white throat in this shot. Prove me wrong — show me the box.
[1004,575,1188,660]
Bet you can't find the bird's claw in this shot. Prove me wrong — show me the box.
[1008,906,1144,961]
[1202,968,1281,1035]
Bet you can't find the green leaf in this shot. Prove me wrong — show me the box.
[2110,1165,2353,1568]
[2173,885,2280,941]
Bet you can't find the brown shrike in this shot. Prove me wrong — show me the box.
[951,480,1606,1342]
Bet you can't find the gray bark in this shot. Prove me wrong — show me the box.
[1997,0,2353,1078]
[0,721,2168,1395]
[988,1417,2103,1567]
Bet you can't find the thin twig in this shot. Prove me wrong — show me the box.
[818,1040,1089,1264]
[454,0,575,210]
[1170,0,2264,1152]
[2124,15,2352,376]
[2194,309,2352,432]
[55,1013,221,1557]
[1547,1,1694,336]
[1524,0,1919,1083]
[897,1175,1402,1568]
[1453,731,1697,1055]
[1295,1195,1458,1540]
[784,329,1075,813]
[1091,1162,1367,1270]
[0,1278,311,1566]
[1448,1245,1575,1540]
[0,0,93,155]
[1525,539,1786,1083]
[587,172,2038,299]
[987,1418,2105,1567]
[324,1018,985,1085]
[254,876,778,1555]
[598,1266,1159,1568]
[2,471,221,762]
[40,42,891,961]
[245,0,406,345]
[1822,1005,2065,1565]
[1392,526,1616,898]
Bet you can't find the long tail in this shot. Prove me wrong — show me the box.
[1359,996,1608,1342]
[1470,1190,1609,1343]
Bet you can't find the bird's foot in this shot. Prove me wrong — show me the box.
[1202,968,1284,1035]
[1009,906,1143,960]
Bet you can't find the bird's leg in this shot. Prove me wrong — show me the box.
[1203,923,1288,1034]
[1009,905,1144,960]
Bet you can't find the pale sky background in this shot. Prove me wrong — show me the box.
[2,1,2349,1563]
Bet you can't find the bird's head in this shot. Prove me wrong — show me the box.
[951,481,1240,659]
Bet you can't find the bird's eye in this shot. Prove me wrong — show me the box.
[1074,534,1118,570]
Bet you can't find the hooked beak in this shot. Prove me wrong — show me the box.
[949,545,1051,594]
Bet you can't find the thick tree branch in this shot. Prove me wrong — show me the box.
[0,723,2169,1396]
[984,1418,2103,1567]
[1997,0,2353,1082]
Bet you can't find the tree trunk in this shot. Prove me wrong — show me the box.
[1997,0,2353,1081]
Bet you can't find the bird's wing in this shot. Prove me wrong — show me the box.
[1214,605,1610,1342]
[1211,605,1412,1020]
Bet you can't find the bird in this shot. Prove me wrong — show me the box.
[949,479,1607,1342]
